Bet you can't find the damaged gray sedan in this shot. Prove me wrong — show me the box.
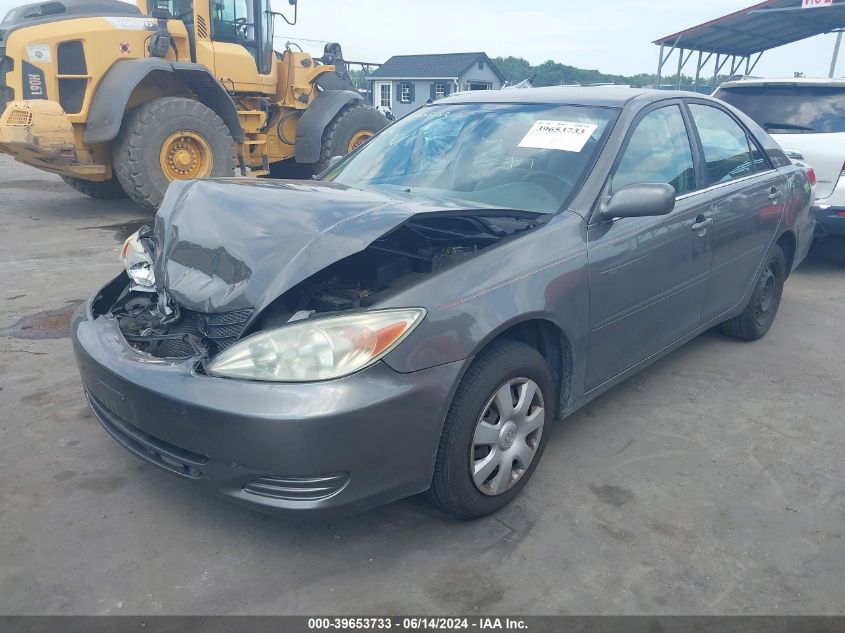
[73,87,814,518]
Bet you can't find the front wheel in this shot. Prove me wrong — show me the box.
[314,102,387,173]
[113,97,237,210]
[721,244,786,341]
[427,340,555,519]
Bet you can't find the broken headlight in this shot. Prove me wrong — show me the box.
[206,308,425,382]
[120,228,155,291]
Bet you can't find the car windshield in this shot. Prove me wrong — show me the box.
[714,85,845,134]
[323,103,617,213]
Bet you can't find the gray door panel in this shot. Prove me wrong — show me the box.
[584,102,714,391]
[585,191,713,390]
[702,172,785,320]
[686,102,787,321]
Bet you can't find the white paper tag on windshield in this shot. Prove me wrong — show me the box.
[518,120,598,152]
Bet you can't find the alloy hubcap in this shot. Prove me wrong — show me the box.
[470,377,545,496]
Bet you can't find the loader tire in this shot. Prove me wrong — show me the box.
[314,102,387,173]
[113,97,237,211]
[61,175,127,199]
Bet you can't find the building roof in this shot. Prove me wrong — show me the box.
[368,52,505,81]
[654,0,845,56]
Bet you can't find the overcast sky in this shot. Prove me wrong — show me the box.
[1,0,841,78]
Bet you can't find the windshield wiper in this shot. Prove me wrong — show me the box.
[763,121,815,132]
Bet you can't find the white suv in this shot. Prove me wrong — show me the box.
[714,78,845,239]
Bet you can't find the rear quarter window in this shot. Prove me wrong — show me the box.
[714,85,845,134]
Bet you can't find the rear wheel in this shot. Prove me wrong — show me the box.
[113,97,237,210]
[427,340,554,519]
[313,102,387,173]
[61,175,127,199]
[721,244,786,341]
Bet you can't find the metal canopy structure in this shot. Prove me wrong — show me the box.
[654,0,845,90]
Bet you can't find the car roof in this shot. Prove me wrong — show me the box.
[717,76,845,89]
[437,86,706,108]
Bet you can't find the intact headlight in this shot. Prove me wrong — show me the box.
[120,228,155,290]
[206,308,426,382]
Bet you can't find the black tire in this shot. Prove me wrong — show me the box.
[427,340,555,519]
[314,102,387,172]
[721,244,786,341]
[113,96,237,210]
[61,175,127,199]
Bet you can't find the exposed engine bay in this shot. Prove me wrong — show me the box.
[261,213,539,321]
[101,212,541,360]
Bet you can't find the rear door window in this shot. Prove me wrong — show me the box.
[714,85,845,134]
[689,104,764,184]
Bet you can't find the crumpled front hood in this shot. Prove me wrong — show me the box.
[153,178,467,314]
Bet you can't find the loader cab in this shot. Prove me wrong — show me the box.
[141,0,277,93]
[210,0,274,74]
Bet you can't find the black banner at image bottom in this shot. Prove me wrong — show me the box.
[1,616,844,633]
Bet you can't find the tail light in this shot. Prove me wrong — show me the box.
[806,167,817,186]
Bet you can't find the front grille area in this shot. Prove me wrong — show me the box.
[58,78,85,114]
[86,390,209,479]
[121,307,253,359]
[243,474,350,501]
[57,40,86,75]
[6,108,31,126]
[57,41,86,114]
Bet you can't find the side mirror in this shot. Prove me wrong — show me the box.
[326,155,344,170]
[600,183,676,220]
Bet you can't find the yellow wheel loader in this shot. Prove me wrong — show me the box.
[0,0,386,209]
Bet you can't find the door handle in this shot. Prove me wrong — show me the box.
[768,188,783,201]
[691,217,713,232]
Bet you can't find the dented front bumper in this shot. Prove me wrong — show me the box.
[72,290,462,517]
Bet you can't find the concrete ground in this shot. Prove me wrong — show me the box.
[0,154,843,615]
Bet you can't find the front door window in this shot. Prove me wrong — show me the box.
[612,105,696,195]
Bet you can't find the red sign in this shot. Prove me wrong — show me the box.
[802,0,833,8]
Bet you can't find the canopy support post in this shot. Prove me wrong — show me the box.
[656,44,665,88]
[831,31,843,78]
[712,53,730,87]
[676,47,684,89]
[748,52,764,75]
[694,51,703,89]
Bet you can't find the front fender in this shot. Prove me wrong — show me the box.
[294,89,362,163]
[83,59,244,144]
